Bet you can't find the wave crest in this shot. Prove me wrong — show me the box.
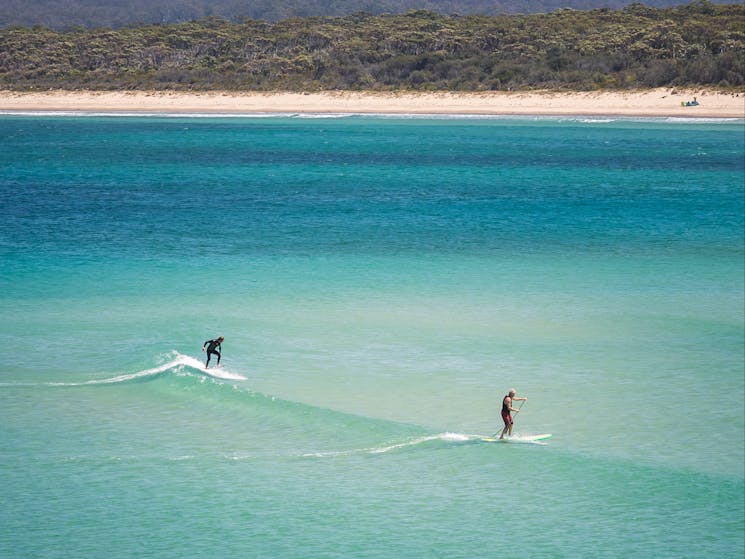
[38,351,247,387]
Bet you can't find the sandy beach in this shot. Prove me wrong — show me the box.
[1,89,743,117]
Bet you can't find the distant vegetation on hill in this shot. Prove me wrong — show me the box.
[0,0,734,29]
[1,2,742,92]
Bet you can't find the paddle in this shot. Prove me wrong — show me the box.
[511,399,526,429]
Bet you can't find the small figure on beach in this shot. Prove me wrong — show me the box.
[682,96,699,107]
[499,388,528,439]
[202,336,224,368]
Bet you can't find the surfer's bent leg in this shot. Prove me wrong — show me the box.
[206,350,220,367]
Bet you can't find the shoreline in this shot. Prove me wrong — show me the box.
[1,89,743,118]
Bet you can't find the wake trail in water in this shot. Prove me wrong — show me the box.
[302,431,552,458]
[169,352,247,381]
[303,433,474,458]
[0,351,246,387]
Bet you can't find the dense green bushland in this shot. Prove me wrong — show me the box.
[1,2,743,91]
[0,1,730,29]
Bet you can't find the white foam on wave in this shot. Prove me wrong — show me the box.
[302,432,473,458]
[302,431,552,458]
[38,350,246,386]
[46,359,179,386]
[172,351,247,380]
[663,116,743,124]
[3,110,741,125]
[487,433,552,445]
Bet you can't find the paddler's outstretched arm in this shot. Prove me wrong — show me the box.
[510,396,527,413]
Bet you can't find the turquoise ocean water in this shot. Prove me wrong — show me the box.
[1,112,743,558]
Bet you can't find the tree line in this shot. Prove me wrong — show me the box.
[1,1,731,30]
[1,2,742,92]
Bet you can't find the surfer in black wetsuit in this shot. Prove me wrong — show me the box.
[202,336,224,368]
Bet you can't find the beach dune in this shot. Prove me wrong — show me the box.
[1,89,743,117]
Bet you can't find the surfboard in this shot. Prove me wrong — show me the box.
[481,434,552,443]
[200,363,247,380]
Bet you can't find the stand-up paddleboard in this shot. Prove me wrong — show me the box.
[480,434,552,443]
